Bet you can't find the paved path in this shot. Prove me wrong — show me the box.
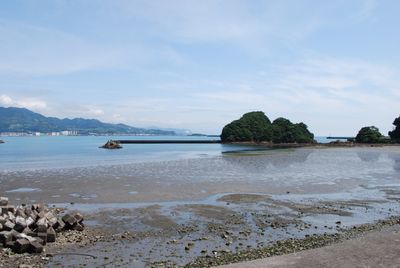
[217,225,400,268]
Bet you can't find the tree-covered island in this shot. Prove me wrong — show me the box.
[389,115,400,142]
[220,111,314,143]
[354,115,400,144]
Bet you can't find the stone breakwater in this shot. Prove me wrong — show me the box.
[0,197,84,254]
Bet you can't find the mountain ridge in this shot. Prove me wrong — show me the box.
[0,107,176,135]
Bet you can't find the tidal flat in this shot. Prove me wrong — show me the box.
[1,146,400,267]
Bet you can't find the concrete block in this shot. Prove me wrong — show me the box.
[46,227,56,243]
[14,216,27,232]
[55,219,65,231]
[73,223,84,232]
[7,205,15,213]
[0,215,6,225]
[0,197,8,206]
[26,217,35,228]
[24,207,33,216]
[7,211,15,221]
[62,214,77,228]
[10,229,20,240]
[36,218,48,233]
[35,237,44,245]
[38,211,45,218]
[48,216,58,228]
[44,211,55,220]
[0,231,12,245]
[22,227,35,237]
[5,240,15,248]
[15,208,26,218]
[3,220,15,231]
[37,232,47,245]
[0,206,8,215]
[14,238,30,253]
[32,204,44,213]
[29,241,43,253]
[73,213,84,223]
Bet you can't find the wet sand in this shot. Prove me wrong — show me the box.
[216,223,400,268]
[1,147,400,267]
[1,190,397,267]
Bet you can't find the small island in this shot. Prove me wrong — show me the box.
[354,115,400,144]
[220,111,314,144]
[221,112,400,146]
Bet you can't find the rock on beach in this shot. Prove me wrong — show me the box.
[0,196,85,254]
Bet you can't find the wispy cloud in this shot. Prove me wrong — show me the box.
[354,0,378,21]
[0,0,398,135]
[0,19,119,76]
[0,94,47,110]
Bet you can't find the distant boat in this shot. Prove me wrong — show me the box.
[0,140,4,144]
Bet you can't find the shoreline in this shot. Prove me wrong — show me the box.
[2,214,399,267]
[15,189,400,267]
[225,141,400,148]
[186,216,400,267]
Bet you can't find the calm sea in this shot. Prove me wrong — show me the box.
[0,136,241,171]
[0,135,343,171]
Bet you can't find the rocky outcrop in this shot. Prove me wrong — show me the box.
[100,140,122,149]
[0,197,84,254]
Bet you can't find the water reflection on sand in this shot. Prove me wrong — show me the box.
[1,146,399,204]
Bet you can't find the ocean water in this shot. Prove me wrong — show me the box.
[0,135,354,172]
[1,135,399,205]
[0,135,257,171]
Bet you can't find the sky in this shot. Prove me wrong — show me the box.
[0,0,399,135]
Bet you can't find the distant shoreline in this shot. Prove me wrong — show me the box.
[224,141,400,148]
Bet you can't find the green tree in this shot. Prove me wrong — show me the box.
[355,126,384,143]
[294,122,315,143]
[389,115,400,142]
[220,112,314,143]
[220,111,272,142]
[271,118,314,143]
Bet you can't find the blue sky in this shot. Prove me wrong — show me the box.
[0,0,399,135]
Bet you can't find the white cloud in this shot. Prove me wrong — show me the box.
[110,0,377,52]
[148,55,400,135]
[85,107,104,116]
[0,94,47,110]
[0,95,13,106]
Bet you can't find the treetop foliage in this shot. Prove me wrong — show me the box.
[355,126,384,143]
[220,111,314,143]
[389,115,400,142]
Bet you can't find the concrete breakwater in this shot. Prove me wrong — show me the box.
[101,139,221,149]
[0,197,84,254]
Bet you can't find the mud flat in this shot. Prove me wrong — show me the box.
[1,191,400,267]
[0,146,399,267]
[32,189,400,267]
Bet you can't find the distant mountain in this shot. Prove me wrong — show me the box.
[147,126,192,136]
[0,107,176,135]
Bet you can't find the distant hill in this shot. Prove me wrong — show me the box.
[0,107,176,135]
[147,126,192,136]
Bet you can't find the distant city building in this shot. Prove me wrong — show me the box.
[60,130,78,136]
[0,131,78,136]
